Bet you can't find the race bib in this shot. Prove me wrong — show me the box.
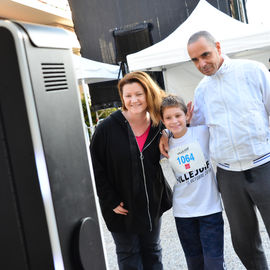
[168,141,206,174]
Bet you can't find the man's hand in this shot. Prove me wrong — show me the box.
[187,101,194,124]
[159,130,169,158]
[113,202,128,215]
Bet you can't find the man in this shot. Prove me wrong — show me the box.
[161,30,270,269]
[189,31,270,270]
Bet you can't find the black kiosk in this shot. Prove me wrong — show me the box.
[0,20,107,270]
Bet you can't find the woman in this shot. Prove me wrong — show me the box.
[90,71,172,270]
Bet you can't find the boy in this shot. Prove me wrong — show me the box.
[160,95,225,270]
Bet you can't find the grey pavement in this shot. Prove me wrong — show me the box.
[101,176,270,270]
[101,209,270,270]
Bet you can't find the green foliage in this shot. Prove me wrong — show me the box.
[98,107,118,120]
[81,97,118,126]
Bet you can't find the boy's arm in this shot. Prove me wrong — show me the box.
[159,157,177,187]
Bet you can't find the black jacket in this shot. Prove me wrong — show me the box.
[90,110,172,233]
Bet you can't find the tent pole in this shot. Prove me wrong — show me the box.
[162,68,169,93]
[81,80,95,138]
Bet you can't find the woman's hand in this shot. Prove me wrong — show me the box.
[159,130,169,158]
[113,202,128,215]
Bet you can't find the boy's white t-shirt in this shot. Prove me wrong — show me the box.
[161,125,222,218]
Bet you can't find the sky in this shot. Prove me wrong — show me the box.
[246,0,270,25]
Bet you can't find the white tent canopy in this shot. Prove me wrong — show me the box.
[72,55,121,138]
[127,0,270,103]
[73,54,120,84]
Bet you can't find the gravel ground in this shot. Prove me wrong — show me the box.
[101,210,270,270]
[100,176,270,270]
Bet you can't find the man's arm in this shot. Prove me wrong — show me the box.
[159,130,169,158]
[187,101,194,125]
[258,63,270,115]
[190,87,206,126]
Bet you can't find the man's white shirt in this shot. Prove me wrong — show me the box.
[191,56,270,171]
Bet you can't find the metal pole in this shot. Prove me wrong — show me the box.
[81,80,95,137]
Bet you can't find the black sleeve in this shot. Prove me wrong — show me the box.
[90,123,120,210]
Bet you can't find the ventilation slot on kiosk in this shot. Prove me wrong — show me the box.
[41,63,68,91]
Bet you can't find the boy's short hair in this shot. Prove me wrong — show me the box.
[160,94,187,118]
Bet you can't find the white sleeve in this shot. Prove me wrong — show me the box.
[160,158,177,187]
[190,87,206,126]
[258,63,270,116]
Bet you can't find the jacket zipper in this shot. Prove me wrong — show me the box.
[136,129,161,232]
[217,75,241,168]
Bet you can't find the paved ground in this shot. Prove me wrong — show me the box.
[101,209,270,270]
[100,177,270,270]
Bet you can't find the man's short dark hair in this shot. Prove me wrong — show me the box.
[188,31,216,46]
